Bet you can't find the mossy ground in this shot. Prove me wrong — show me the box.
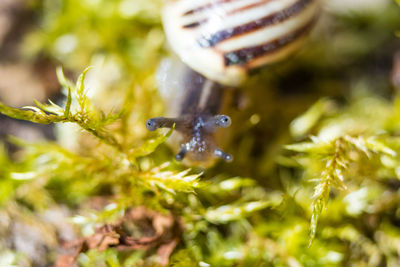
[0,0,400,266]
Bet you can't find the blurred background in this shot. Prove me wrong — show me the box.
[0,0,400,266]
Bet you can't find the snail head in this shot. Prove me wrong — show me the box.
[146,114,232,163]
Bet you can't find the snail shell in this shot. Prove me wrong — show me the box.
[163,0,320,86]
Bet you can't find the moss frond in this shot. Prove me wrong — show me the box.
[286,92,400,244]
[0,67,122,149]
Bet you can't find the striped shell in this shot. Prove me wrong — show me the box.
[163,0,320,86]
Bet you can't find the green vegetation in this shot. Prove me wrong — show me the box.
[0,0,399,266]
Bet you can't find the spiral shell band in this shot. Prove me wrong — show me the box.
[163,0,319,86]
[194,0,312,46]
[182,0,238,16]
[183,0,275,28]
[224,16,316,66]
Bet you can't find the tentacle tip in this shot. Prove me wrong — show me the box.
[224,153,233,162]
[175,153,184,161]
[146,118,159,131]
[216,115,231,128]
[214,148,233,162]
[175,146,187,162]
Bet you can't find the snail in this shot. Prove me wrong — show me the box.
[147,0,320,164]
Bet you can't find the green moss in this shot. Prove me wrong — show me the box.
[0,0,400,266]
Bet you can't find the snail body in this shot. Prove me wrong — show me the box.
[152,58,233,164]
[147,0,320,164]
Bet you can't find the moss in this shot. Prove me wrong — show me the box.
[0,0,400,266]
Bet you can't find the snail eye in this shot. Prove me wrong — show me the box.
[216,115,231,128]
[146,118,158,131]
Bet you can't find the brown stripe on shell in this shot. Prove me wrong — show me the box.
[227,0,274,15]
[197,0,312,47]
[223,17,315,66]
[183,21,204,29]
[182,0,274,29]
[182,0,237,16]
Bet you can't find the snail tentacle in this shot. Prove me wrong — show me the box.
[175,145,187,161]
[214,148,233,162]
[146,117,186,131]
[203,115,232,132]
